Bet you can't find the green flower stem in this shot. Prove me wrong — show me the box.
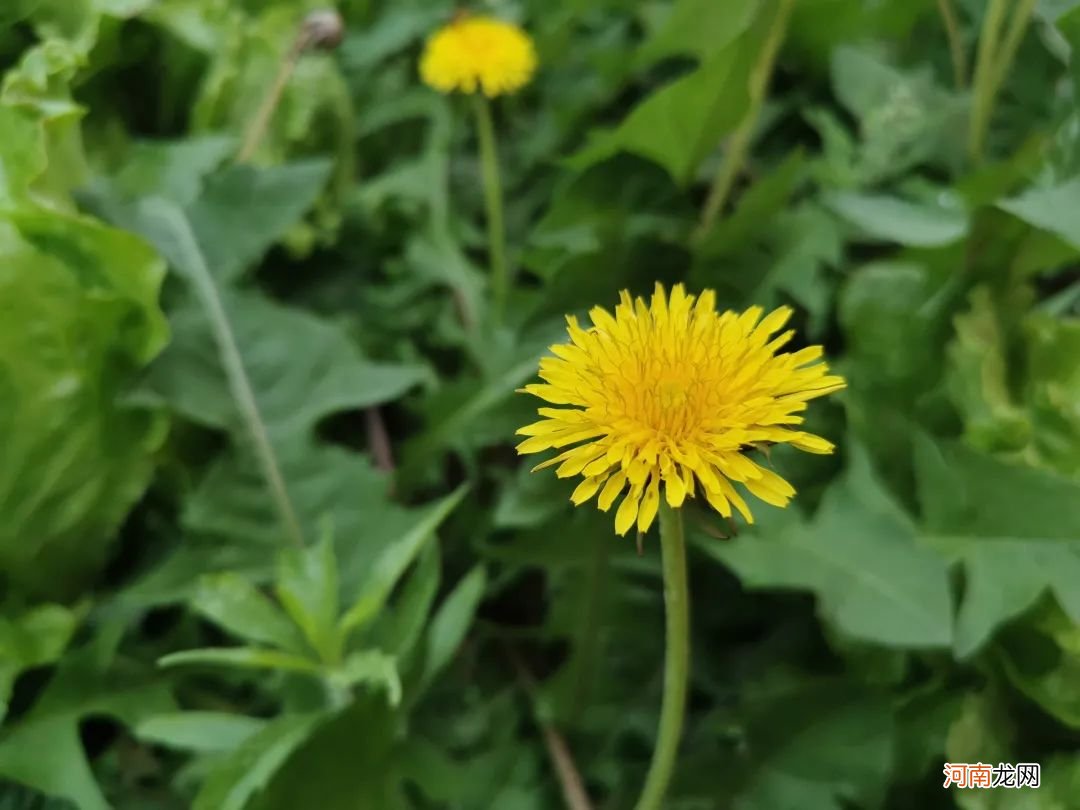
[472,94,509,325]
[165,208,306,549]
[936,0,968,89]
[636,503,690,810]
[968,0,1037,161]
[696,0,795,238]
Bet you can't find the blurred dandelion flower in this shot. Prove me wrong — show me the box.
[420,14,537,97]
[517,283,845,536]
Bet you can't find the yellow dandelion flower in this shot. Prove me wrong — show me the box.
[420,14,537,97]
[516,284,846,536]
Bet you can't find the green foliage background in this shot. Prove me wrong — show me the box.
[3,0,1080,807]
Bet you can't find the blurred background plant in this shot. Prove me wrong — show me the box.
[3,0,1080,807]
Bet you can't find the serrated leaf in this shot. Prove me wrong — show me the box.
[734,680,894,810]
[142,288,426,438]
[566,41,753,184]
[0,630,175,810]
[916,437,1080,657]
[187,161,332,283]
[707,446,953,648]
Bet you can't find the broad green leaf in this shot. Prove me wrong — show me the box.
[181,438,454,607]
[999,176,1080,251]
[276,531,340,663]
[838,258,957,492]
[142,288,426,437]
[566,41,753,184]
[1,40,88,202]
[186,161,333,283]
[734,680,894,810]
[193,712,327,810]
[180,4,354,249]
[419,566,487,690]
[0,184,167,599]
[102,134,235,205]
[135,712,266,753]
[707,446,953,648]
[0,630,175,810]
[192,572,309,655]
[248,700,406,810]
[916,437,1080,657]
[0,605,80,723]
[341,486,468,635]
[828,44,964,183]
[825,190,969,247]
[638,0,758,65]
[158,648,322,675]
[91,154,333,280]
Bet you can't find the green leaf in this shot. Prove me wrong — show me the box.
[192,572,309,655]
[180,438,457,611]
[946,287,1032,454]
[827,44,964,184]
[566,41,753,184]
[193,712,328,810]
[419,566,487,690]
[0,182,167,599]
[0,605,80,723]
[376,542,441,660]
[638,0,758,65]
[341,486,468,635]
[825,190,969,247]
[135,711,266,753]
[999,176,1080,251]
[247,700,406,810]
[276,531,340,663]
[996,608,1080,730]
[0,630,175,810]
[186,161,332,283]
[916,437,1080,657]
[734,679,894,810]
[142,288,426,437]
[99,134,235,206]
[1025,313,1080,476]
[335,650,401,706]
[707,445,953,648]
[158,648,322,675]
